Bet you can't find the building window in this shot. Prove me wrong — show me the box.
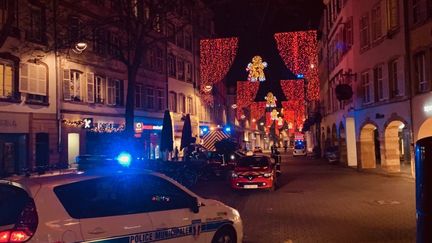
[63,69,82,101]
[0,61,13,98]
[157,89,164,111]
[344,17,353,49]
[147,87,154,109]
[68,16,83,45]
[178,93,186,113]
[108,32,121,58]
[373,65,385,101]
[135,84,144,108]
[107,79,122,106]
[362,71,372,104]
[387,0,399,30]
[0,1,19,31]
[176,29,184,48]
[168,91,177,112]
[95,76,105,103]
[184,31,192,51]
[187,96,193,114]
[168,54,176,78]
[415,52,428,93]
[27,5,45,43]
[166,23,175,43]
[114,80,123,106]
[177,59,185,80]
[20,63,48,103]
[93,28,106,56]
[389,59,403,97]
[360,14,370,50]
[155,47,163,73]
[371,4,382,41]
[185,62,192,83]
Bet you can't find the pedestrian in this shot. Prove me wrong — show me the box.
[174,146,179,161]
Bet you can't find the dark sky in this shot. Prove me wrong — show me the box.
[204,0,324,37]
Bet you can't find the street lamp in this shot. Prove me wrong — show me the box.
[73,42,87,54]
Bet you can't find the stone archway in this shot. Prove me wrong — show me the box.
[360,124,379,169]
[418,118,432,141]
[384,120,409,172]
[339,122,347,164]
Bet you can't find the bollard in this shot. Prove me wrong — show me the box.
[415,137,432,243]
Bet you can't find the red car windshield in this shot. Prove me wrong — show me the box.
[237,156,270,168]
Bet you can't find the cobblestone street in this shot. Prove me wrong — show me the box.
[191,154,416,243]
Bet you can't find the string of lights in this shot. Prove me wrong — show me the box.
[274,31,319,101]
[200,37,239,105]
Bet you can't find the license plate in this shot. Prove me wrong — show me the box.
[244,184,258,189]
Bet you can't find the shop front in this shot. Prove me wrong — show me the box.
[134,117,163,160]
[1,112,58,176]
[61,115,125,166]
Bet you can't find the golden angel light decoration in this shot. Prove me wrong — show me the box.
[265,92,277,108]
[246,55,268,82]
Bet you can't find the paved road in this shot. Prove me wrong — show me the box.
[190,154,416,243]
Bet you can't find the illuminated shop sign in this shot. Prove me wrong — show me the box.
[134,122,162,133]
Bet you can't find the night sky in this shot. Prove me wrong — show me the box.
[205,0,324,37]
[204,0,324,90]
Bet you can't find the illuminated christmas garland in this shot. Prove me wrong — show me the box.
[62,119,125,133]
[236,81,259,120]
[274,31,319,101]
[200,38,239,105]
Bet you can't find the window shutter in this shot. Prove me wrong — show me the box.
[382,65,389,100]
[119,80,124,105]
[37,65,47,95]
[28,64,38,94]
[397,57,405,96]
[86,72,94,103]
[107,78,114,105]
[19,63,29,93]
[63,69,71,100]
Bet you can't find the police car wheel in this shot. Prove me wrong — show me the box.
[212,226,237,243]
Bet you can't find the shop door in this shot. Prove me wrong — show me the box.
[1,142,16,175]
[68,133,80,165]
[35,133,49,167]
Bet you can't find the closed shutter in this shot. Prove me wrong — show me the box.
[397,57,405,96]
[63,69,71,100]
[19,63,29,92]
[119,80,124,105]
[37,65,47,95]
[382,64,389,100]
[86,72,94,103]
[28,64,38,94]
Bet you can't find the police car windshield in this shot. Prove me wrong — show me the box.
[294,145,305,149]
[237,156,269,167]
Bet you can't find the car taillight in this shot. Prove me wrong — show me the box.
[0,200,39,243]
[0,231,11,243]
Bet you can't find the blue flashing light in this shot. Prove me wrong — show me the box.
[224,126,231,133]
[203,127,209,132]
[296,73,304,79]
[117,152,132,167]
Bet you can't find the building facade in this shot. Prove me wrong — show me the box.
[0,0,218,176]
[319,0,414,175]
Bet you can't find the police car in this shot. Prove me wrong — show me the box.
[0,169,243,243]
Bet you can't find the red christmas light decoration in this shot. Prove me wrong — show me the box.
[274,31,319,101]
[200,38,239,104]
[236,81,259,120]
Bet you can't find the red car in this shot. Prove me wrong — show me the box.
[231,155,277,191]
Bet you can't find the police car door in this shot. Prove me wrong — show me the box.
[55,175,154,243]
[144,175,209,242]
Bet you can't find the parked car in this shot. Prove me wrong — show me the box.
[231,154,277,191]
[0,169,243,243]
[325,146,339,163]
[253,146,263,153]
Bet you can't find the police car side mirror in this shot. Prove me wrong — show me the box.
[190,197,200,214]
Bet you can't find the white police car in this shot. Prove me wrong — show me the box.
[0,169,243,243]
